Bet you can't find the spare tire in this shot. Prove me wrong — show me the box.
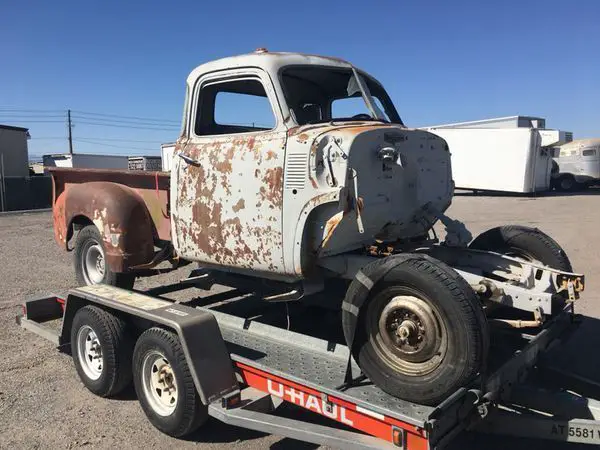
[469,225,572,272]
[469,225,573,314]
[350,256,488,406]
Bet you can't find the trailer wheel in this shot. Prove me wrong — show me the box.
[74,225,135,289]
[133,327,207,437]
[70,305,134,397]
[352,257,488,406]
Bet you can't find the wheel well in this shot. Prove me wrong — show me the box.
[67,215,94,245]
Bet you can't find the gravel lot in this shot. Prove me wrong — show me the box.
[2,192,600,449]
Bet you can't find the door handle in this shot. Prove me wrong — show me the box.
[177,152,202,167]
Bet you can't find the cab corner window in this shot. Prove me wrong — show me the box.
[195,78,276,136]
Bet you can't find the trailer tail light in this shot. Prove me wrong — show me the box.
[221,392,241,409]
[392,427,405,447]
[21,305,27,318]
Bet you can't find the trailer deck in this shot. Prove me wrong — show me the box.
[16,280,600,449]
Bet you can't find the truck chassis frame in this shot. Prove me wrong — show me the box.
[15,277,600,449]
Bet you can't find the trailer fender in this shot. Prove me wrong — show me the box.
[60,285,239,405]
[54,181,155,272]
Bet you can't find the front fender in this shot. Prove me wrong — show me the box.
[54,182,155,272]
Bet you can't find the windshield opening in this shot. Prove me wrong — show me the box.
[280,66,403,126]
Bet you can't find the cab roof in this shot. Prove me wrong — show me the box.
[186,50,354,86]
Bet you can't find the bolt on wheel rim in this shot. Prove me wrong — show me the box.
[142,351,178,416]
[77,325,103,380]
[83,241,105,285]
[370,293,448,377]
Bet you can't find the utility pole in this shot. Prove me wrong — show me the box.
[67,109,73,155]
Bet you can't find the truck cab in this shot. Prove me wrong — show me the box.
[171,50,453,281]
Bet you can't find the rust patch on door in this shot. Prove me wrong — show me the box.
[173,132,286,272]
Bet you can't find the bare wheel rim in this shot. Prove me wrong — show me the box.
[76,325,103,380]
[82,240,105,285]
[368,290,448,377]
[141,351,178,417]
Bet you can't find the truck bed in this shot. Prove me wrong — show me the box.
[50,167,171,269]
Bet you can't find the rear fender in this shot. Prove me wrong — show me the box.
[53,181,155,272]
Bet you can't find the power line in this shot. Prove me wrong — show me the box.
[71,116,180,128]
[73,120,179,131]
[31,136,166,143]
[0,108,64,113]
[73,138,158,152]
[0,114,66,118]
[0,108,181,127]
[69,136,165,143]
[72,110,180,124]
[0,119,66,123]
[29,137,66,140]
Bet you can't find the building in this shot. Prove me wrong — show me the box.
[0,124,51,212]
[0,124,30,177]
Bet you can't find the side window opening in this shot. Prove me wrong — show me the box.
[583,149,597,157]
[195,78,276,136]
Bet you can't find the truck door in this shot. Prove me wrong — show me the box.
[171,70,287,274]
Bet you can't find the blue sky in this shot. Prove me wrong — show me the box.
[1,0,598,157]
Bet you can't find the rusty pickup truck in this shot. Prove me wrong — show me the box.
[50,49,584,406]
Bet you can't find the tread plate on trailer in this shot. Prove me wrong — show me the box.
[203,308,433,427]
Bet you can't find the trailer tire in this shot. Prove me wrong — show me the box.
[71,305,134,397]
[74,225,135,289]
[133,327,207,437]
[352,257,488,406]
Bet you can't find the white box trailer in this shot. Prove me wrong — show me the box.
[161,143,176,171]
[424,127,550,193]
[424,116,572,193]
[43,153,129,172]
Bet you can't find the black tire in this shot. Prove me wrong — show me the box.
[469,225,572,272]
[352,256,489,406]
[133,327,208,437]
[74,225,135,289]
[555,174,578,192]
[469,225,573,313]
[70,305,134,397]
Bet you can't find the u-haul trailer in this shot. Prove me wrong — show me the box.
[16,276,600,449]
